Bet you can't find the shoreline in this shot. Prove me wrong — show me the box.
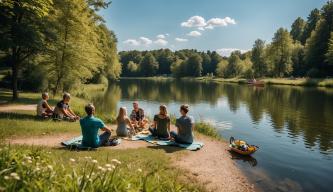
[120,76,333,88]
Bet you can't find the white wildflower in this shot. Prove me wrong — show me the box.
[4,176,9,180]
[35,167,41,172]
[27,160,32,164]
[10,173,18,177]
[69,158,76,162]
[47,165,53,170]
[137,168,142,172]
[107,167,112,172]
[91,159,98,164]
[105,164,111,168]
[97,166,103,170]
[111,159,121,165]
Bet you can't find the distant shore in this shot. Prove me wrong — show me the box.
[121,76,333,88]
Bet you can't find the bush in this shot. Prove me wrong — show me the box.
[306,68,320,78]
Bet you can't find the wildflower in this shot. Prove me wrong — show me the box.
[35,167,41,172]
[69,158,76,162]
[112,165,115,169]
[24,156,32,160]
[27,160,32,164]
[47,165,53,170]
[91,159,98,164]
[105,164,111,168]
[4,176,9,180]
[101,168,106,172]
[13,175,20,180]
[107,168,112,172]
[10,173,18,177]
[84,156,92,159]
[97,166,103,170]
[137,168,142,172]
[36,156,40,159]
[111,159,121,165]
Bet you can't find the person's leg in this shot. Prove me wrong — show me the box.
[148,127,157,136]
[170,131,179,141]
[99,132,111,146]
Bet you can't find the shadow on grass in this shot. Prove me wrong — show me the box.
[228,150,258,167]
[0,112,46,121]
[147,145,185,153]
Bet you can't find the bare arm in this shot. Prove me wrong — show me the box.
[44,102,53,111]
[61,108,72,117]
[101,126,111,133]
[126,118,134,129]
[68,108,77,116]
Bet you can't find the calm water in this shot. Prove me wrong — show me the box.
[92,79,333,192]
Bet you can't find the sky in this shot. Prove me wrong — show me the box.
[99,0,327,56]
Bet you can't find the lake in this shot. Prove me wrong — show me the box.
[92,79,333,192]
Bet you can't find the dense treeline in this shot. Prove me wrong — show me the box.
[0,0,121,99]
[119,1,333,78]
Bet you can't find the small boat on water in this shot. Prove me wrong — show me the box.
[229,137,258,156]
[247,79,265,86]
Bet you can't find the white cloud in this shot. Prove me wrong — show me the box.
[181,16,236,31]
[139,37,152,45]
[216,48,248,57]
[187,30,201,37]
[123,39,140,46]
[154,38,168,46]
[175,38,188,42]
[156,34,166,39]
[206,17,236,28]
[181,16,206,27]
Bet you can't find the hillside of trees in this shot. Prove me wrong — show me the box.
[0,0,121,99]
[119,1,333,79]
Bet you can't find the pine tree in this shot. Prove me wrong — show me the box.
[290,17,306,42]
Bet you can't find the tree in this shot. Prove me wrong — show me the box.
[226,52,243,77]
[127,61,139,76]
[187,54,203,77]
[209,51,222,74]
[216,59,228,77]
[291,42,306,76]
[45,0,104,94]
[251,39,267,77]
[268,28,293,77]
[326,32,333,66]
[305,1,333,75]
[0,0,52,99]
[301,8,321,44]
[156,49,174,75]
[201,52,212,75]
[140,53,158,76]
[290,17,306,42]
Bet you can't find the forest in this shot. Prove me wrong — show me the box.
[1,1,333,100]
[0,0,121,99]
[120,1,333,79]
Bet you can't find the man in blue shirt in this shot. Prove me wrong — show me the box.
[80,103,111,148]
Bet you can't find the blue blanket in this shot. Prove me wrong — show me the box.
[132,134,204,151]
[61,136,121,150]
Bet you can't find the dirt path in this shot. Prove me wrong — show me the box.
[0,104,36,112]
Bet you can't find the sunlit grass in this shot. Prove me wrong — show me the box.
[0,145,203,192]
[194,121,220,139]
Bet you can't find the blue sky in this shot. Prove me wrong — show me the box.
[100,0,326,56]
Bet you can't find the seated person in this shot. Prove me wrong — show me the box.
[170,104,194,144]
[36,92,53,117]
[130,101,148,129]
[116,107,135,137]
[149,105,170,139]
[53,93,80,121]
[80,103,112,148]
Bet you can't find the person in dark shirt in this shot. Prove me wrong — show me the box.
[170,104,194,144]
[149,105,171,139]
[130,101,148,130]
[53,93,80,121]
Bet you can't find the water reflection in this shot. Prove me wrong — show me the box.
[96,79,333,153]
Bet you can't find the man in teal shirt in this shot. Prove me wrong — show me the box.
[80,104,111,148]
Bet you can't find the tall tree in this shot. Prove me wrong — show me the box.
[209,51,222,75]
[301,8,321,44]
[0,0,52,99]
[187,53,203,77]
[326,32,333,66]
[201,52,212,75]
[268,28,294,77]
[251,39,267,77]
[290,17,306,42]
[140,53,158,76]
[305,1,333,75]
[226,51,243,77]
[216,59,228,77]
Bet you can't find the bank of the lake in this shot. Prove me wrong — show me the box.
[121,76,333,88]
[0,89,255,192]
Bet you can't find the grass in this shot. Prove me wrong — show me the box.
[194,121,220,139]
[0,145,203,192]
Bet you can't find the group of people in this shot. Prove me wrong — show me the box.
[36,93,194,148]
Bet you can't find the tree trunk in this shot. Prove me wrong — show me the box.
[11,61,18,100]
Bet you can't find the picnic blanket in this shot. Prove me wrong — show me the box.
[61,136,121,150]
[132,134,204,151]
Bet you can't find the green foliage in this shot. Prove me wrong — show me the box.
[267,28,294,77]
[325,32,333,65]
[301,8,321,44]
[140,53,158,76]
[290,17,306,42]
[195,121,220,139]
[251,39,267,77]
[187,53,203,77]
[216,59,228,77]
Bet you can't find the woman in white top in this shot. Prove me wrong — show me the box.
[116,107,135,137]
[36,92,53,117]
